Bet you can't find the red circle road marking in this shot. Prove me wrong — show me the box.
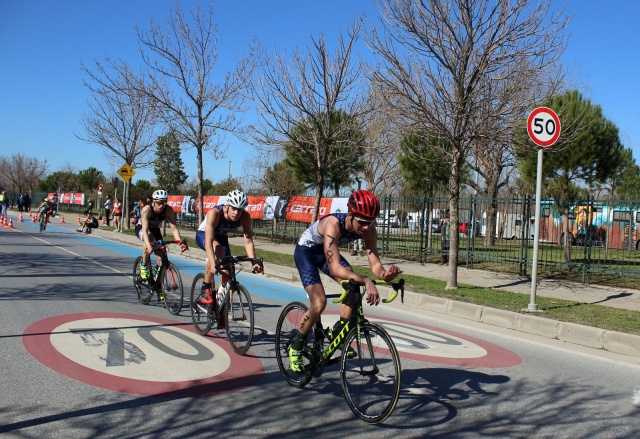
[371,317,522,368]
[320,313,522,368]
[23,313,264,397]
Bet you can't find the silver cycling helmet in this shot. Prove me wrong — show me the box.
[226,189,248,209]
[152,189,168,201]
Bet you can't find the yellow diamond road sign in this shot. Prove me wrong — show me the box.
[117,164,136,181]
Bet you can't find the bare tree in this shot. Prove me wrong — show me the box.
[135,2,257,222]
[359,89,403,195]
[78,60,160,169]
[0,153,49,194]
[247,20,371,223]
[368,0,569,288]
[78,59,161,226]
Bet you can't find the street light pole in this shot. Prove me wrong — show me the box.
[228,161,232,180]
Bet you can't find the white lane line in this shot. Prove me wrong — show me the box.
[18,227,128,276]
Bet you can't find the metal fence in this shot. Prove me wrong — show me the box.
[14,191,640,288]
[252,195,640,288]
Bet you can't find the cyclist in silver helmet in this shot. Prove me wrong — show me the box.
[135,189,187,281]
[195,189,262,325]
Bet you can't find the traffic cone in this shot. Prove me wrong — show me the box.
[18,212,23,222]
[7,218,14,229]
[60,215,65,224]
[32,213,37,223]
[76,215,81,224]
[102,217,106,225]
[2,216,7,226]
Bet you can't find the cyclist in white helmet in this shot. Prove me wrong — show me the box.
[195,189,262,322]
[136,189,187,281]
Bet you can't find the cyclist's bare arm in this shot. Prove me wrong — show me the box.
[204,208,222,275]
[362,227,403,281]
[320,217,375,301]
[164,207,186,250]
[240,212,262,273]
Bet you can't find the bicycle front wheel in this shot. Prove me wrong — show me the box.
[133,256,153,304]
[275,302,314,388]
[224,284,255,355]
[190,273,213,335]
[161,262,183,315]
[341,322,401,424]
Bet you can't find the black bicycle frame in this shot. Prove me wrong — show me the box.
[315,285,365,365]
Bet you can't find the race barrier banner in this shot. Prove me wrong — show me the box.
[167,195,184,213]
[55,193,85,205]
[285,196,347,223]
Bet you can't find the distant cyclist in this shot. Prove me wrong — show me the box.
[36,197,52,229]
[195,189,262,318]
[135,190,187,281]
[288,189,402,373]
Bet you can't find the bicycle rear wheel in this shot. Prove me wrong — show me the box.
[224,284,254,355]
[275,302,314,388]
[190,273,213,335]
[161,262,183,315]
[341,322,401,424]
[133,256,153,304]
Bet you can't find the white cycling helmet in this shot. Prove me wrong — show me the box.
[226,189,248,209]
[152,189,168,201]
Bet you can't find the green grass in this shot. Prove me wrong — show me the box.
[235,244,640,337]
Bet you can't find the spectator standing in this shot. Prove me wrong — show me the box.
[0,191,7,218]
[103,194,113,226]
[17,194,24,213]
[24,193,31,212]
[350,238,364,257]
[51,193,59,216]
[112,197,123,232]
[85,197,94,215]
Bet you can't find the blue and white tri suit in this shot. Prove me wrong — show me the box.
[294,213,361,288]
[195,204,242,257]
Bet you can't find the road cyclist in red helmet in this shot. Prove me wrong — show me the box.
[288,189,403,373]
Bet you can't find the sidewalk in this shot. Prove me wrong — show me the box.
[33,221,640,360]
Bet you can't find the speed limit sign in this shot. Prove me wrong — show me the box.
[527,107,561,147]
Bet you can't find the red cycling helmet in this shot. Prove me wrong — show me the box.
[347,190,380,220]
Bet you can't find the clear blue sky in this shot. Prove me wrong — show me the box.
[1,1,639,187]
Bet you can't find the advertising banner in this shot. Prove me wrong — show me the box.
[193,196,221,214]
[285,196,334,223]
[167,195,184,213]
[263,196,279,220]
[245,196,268,219]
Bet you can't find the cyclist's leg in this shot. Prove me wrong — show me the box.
[135,225,152,280]
[212,236,231,327]
[195,230,218,304]
[289,245,328,372]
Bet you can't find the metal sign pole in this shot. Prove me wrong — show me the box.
[529,148,544,311]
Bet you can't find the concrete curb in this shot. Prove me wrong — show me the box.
[91,228,640,360]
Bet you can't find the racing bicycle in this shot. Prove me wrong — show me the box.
[133,239,188,315]
[190,255,264,355]
[275,278,404,424]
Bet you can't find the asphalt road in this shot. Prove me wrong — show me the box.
[1,221,639,438]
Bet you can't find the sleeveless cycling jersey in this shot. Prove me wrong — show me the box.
[197,205,242,235]
[297,213,361,248]
[137,204,167,229]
